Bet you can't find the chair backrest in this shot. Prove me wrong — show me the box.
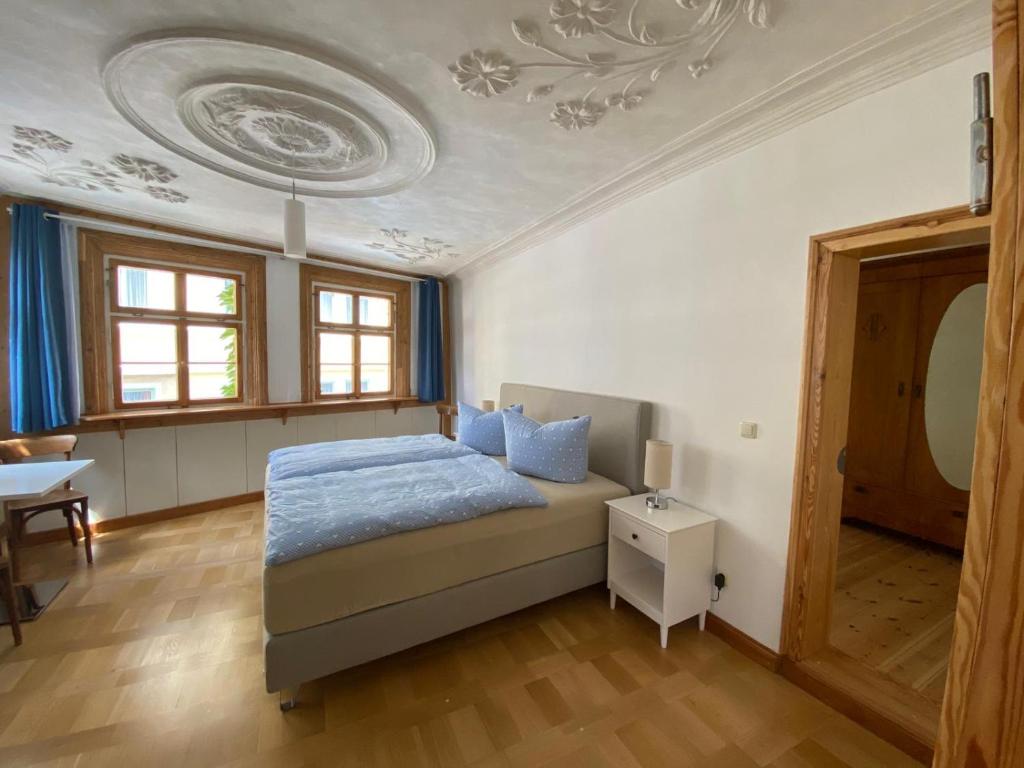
[0,435,78,464]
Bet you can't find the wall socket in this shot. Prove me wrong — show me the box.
[740,421,759,439]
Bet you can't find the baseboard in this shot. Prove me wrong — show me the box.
[704,612,782,673]
[21,491,264,546]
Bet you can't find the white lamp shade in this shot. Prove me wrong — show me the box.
[480,399,496,412]
[644,440,673,490]
[283,197,306,258]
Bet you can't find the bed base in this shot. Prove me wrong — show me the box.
[265,544,607,701]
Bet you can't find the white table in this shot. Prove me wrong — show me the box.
[0,460,93,624]
[606,494,717,648]
[0,460,94,501]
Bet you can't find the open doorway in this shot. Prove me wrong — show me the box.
[830,246,987,708]
[779,207,991,764]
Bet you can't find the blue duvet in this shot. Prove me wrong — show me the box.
[265,453,547,566]
[267,433,479,482]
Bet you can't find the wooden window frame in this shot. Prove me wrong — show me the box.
[299,264,411,402]
[314,286,396,399]
[80,231,268,414]
[109,258,243,321]
[108,259,245,410]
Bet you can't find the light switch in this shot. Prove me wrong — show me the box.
[740,421,759,439]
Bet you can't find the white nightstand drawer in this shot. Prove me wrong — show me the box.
[610,509,666,562]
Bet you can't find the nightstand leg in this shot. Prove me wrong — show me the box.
[660,624,668,649]
[699,611,707,631]
[609,589,617,610]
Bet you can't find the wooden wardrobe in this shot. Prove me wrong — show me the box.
[842,246,989,549]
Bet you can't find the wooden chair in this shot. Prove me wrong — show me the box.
[0,436,92,582]
[435,403,457,438]
[0,521,20,645]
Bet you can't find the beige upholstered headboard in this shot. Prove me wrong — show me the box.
[499,383,652,494]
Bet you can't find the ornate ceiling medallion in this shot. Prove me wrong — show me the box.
[177,81,388,182]
[367,229,460,264]
[103,31,436,198]
[449,0,772,131]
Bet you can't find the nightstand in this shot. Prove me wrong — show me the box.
[606,494,717,648]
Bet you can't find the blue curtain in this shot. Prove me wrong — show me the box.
[9,204,74,433]
[417,277,445,402]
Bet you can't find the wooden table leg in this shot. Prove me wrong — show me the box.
[0,561,20,646]
[78,501,93,565]
[6,505,21,584]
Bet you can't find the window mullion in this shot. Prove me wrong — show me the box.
[175,272,186,407]
[354,331,362,398]
[314,328,321,398]
[177,318,189,407]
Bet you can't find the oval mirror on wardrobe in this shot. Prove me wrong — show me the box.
[924,282,987,491]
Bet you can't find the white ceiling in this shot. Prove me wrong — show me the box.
[0,0,989,275]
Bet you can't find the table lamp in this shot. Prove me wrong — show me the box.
[644,440,673,510]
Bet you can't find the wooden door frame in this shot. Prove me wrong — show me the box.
[778,208,991,762]
[781,206,991,664]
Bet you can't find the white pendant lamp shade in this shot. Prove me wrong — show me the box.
[283,197,306,259]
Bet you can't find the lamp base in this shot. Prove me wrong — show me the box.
[645,493,668,510]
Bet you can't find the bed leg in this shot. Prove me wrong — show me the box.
[279,688,299,712]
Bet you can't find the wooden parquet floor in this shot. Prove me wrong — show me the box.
[830,522,961,708]
[0,503,923,767]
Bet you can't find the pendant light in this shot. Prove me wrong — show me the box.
[283,155,306,259]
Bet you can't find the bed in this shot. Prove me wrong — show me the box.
[263,383,652,706]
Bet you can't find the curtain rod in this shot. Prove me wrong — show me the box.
[4,207,427,284]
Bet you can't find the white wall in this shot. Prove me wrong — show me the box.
[266,257,302,403]
[27,405,439,533]
[453,50,992,651]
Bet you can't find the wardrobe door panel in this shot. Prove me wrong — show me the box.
[845,279,920,490]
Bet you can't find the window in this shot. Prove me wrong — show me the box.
[299,264,411,402]
[79,231,268,414]
[313,287,395,398]
[109,260,243,408]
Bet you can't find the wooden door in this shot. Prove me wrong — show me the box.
[935,0,1024,762]
[845,279,920,489]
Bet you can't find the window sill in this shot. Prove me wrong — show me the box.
[77,396,439,437]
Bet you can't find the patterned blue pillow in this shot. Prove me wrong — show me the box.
[503,410,591,483]
[457,402,523,455]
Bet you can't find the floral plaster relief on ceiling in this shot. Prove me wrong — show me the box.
[449,0,772,131]
[1,126,188,202]
[366,229,460,264]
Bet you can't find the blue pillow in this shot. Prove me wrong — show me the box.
[503,410,591,483]
[457,402,523,455]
